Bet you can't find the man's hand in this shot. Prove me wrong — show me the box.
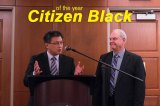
[74,61,84,75]
[33,61,42,75]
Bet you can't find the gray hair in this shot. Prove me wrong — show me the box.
[113,29,127,40]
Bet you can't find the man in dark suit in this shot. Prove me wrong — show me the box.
[23,31,84,106]
[93,29,146,106]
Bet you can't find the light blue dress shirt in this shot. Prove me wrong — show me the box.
[112,49,125,87]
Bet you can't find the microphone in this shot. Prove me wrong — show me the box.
[64,45,76,52]
[64,45,143,82]
[64,45,72,51]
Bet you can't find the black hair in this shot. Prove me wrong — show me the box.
[43,31,64,43]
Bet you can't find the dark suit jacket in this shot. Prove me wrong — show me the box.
[92,50,146,106]
[23,52,75,106]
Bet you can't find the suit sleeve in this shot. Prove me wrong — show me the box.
[23,56,35,87]
[92,56,103,106]
[134,56,146,106]
[70,58,75,75]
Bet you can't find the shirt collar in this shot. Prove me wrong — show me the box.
[47,51,59,61]
[113,48,125,58]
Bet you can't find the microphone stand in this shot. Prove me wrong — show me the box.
[66,46,143,106]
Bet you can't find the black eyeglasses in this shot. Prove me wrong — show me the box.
[49,41,64,46]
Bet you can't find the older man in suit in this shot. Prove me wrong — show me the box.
[23,31,84,106]
[93,29,146,106]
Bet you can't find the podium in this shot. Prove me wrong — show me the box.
[28,75,95,106]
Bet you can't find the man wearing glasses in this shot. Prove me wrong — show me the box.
[23,31,84,106]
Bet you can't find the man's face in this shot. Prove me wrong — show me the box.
[45,36,63,55]
[110,31,126,52]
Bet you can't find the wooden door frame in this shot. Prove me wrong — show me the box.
[0,6,15,106]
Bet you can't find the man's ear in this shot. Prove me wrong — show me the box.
[123,38,126,42]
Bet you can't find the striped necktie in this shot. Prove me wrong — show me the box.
[50,57,58,75]
[109,54,119,96]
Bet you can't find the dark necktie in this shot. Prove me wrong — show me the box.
[109,54,119,96]
[50,57,58,75]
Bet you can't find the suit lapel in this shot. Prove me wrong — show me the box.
[42,52,50,75]
[107,52,113,76]
[103,52,113,81]
[59,55,64,75]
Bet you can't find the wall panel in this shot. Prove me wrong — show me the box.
[56,0,107,6]
[0,0,15,5]
[0,59,1,105]
[143,58,158,89]
[108,0,160,7]
[14,92,29,106]
[0,20,2,53]
[144,96,159,106]
[121,22,157,51]
[16,0,52,6]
